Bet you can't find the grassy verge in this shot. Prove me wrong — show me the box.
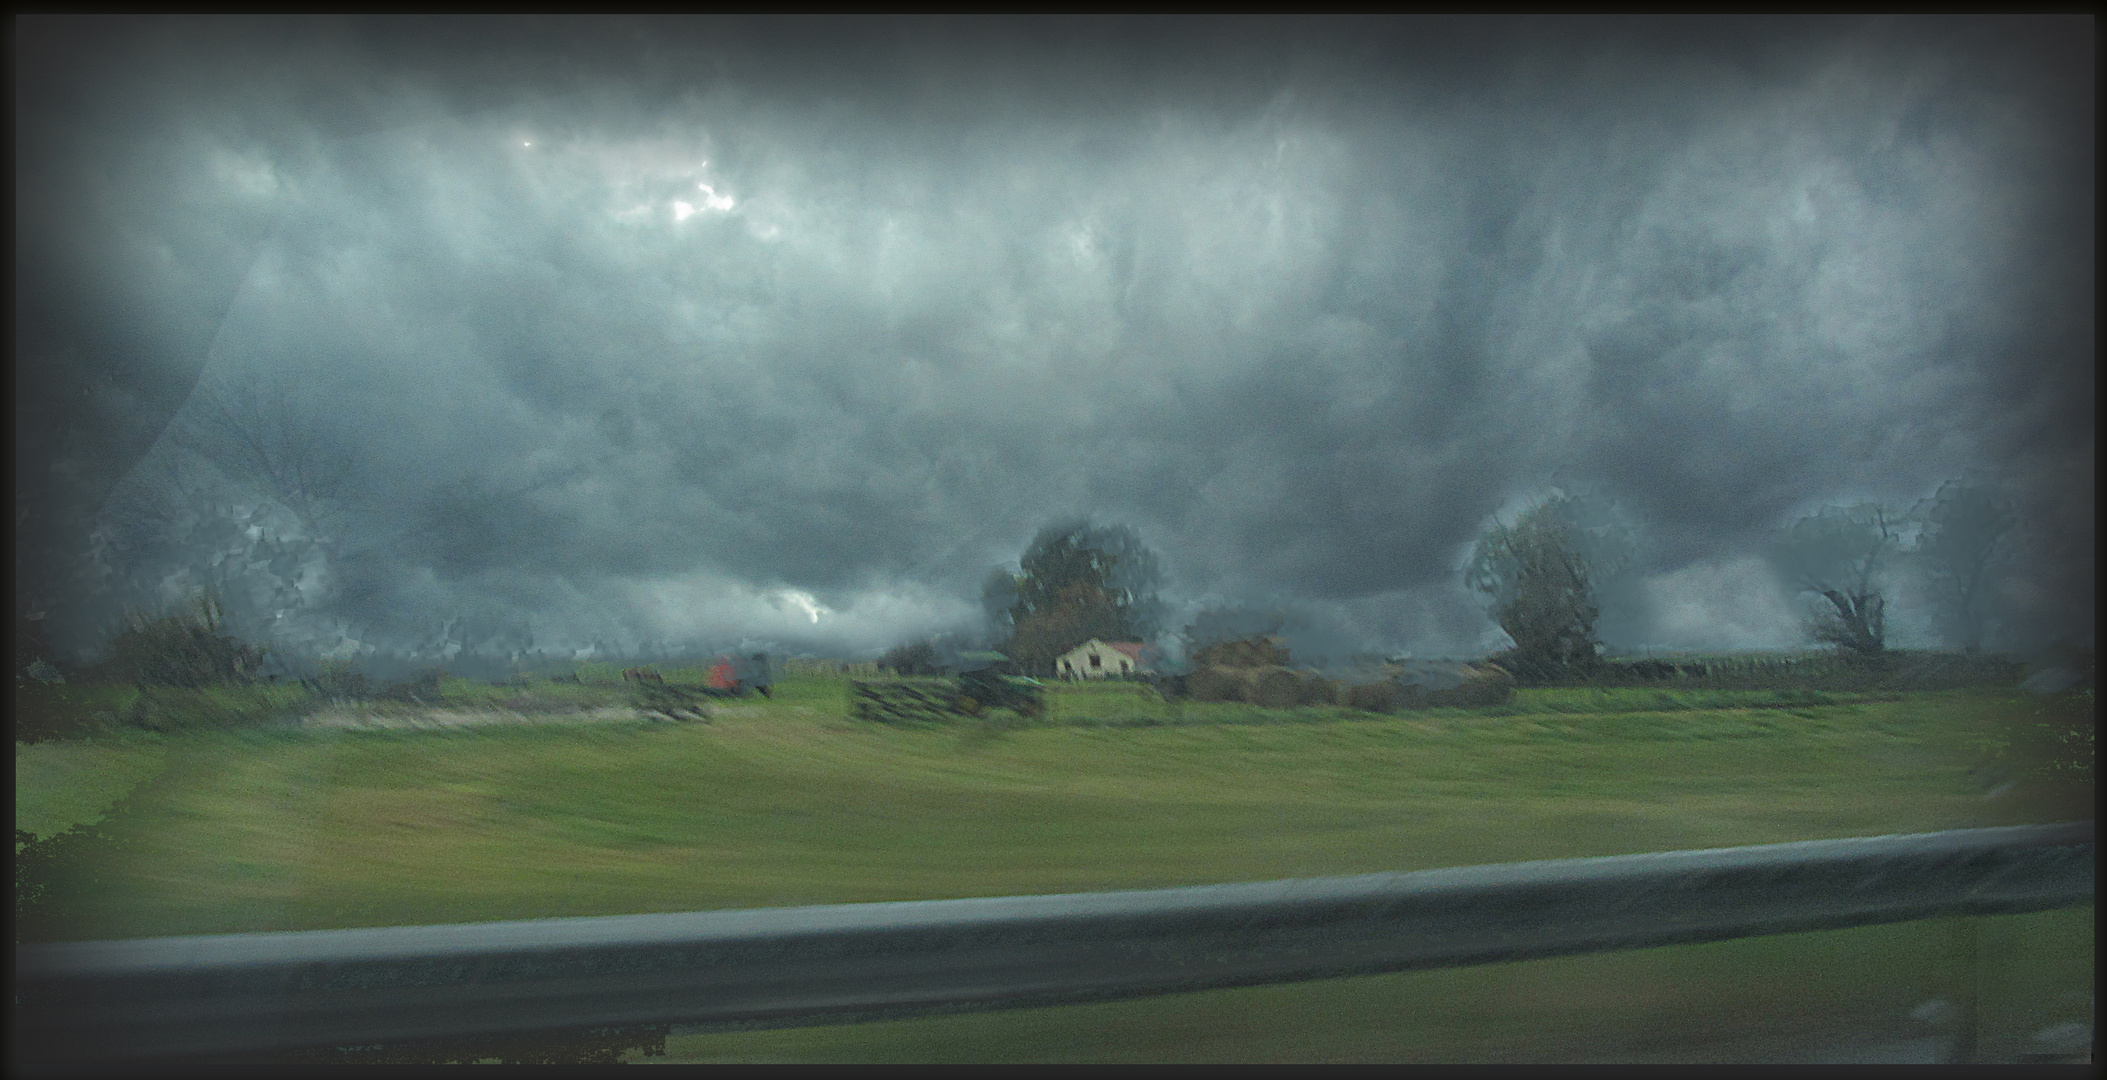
[643,906,2091,1063]
[14,675,2089,1061]
[14,681,144,743]
[15,734,171,844]
[14,684,2085,942]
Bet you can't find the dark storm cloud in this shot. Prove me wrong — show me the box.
[18,16,2091,664]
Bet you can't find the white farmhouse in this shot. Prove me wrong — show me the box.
[1055,639,1148,681]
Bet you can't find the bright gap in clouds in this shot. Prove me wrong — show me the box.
[777,589,830,623]
[674,184,734,220]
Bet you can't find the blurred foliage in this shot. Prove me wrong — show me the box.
[125,684,306,734]
[881,639,944,676]
[1992,688,2094,817]
[14,682,134,744]
[98,592,268,689]
[14,783,146,944]
[373,666,445,705]
[1911,479,2017,654]
[15,605,66,685]
[15,829,51,907]
[1469,498,1623,683]
[1573,651,2023,692]
[16,738,169,845]
[301,658,370,701]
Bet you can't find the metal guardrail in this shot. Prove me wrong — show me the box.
[14,820,2093,1062]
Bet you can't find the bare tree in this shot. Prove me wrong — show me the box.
[171,368,362,537]
[88,364,368,658]
[96,438,219,558]
[1770,503,1906,657]
[1912,479,2017,654]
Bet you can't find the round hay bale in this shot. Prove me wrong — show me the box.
[1345,681,1404,713]
[1187,666,1249,703]
[1426,664,1516,708]
[1347,680,1436,713]
[1194,637,1292,669]
[1248,665,1304,708]
[1296,671,1339,705]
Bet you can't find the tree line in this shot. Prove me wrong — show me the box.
[889,477,2029,684]
[1457,478,2023,680]
[52,361,2041,692]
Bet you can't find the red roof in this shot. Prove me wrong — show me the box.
[1106,642,1146,661]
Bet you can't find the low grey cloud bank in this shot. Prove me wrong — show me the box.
[17,16,2092,669]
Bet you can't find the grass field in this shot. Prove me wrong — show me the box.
[14,673,2093,1062]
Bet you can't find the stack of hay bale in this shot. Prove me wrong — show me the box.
[1179,636,1514,712]
[1184,636,1341,707]
[1341,659,1514,713]
[850,677,963,723]
[1344,679,1417,713]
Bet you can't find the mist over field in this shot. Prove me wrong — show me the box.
[14,16,2094,675]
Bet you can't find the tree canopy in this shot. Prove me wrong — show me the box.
[993,520,1164,675]
[1466,496,1618,682]
[879,639,943,677]
[1463,491,1637,680]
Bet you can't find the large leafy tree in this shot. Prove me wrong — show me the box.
[879,639,943,676]
[1912,479,2017,654]
[1770,502,1906,658]
[1466,496,1626,682]
[992,521,1164,676]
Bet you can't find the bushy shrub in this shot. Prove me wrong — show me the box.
[15,607,66,686]
[16,782,151,945]
[880,640,943,676]
[100,593,266,689]
[374,667,446,705]
[1998,689,2094,795]
[12,683,126,743]
[125,685,295,733]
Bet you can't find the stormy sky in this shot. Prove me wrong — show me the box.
[14,16,2095,669]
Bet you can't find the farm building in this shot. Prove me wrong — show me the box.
[1056,639,1149,680]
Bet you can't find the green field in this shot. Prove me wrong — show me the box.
[14,674,2093,1062]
